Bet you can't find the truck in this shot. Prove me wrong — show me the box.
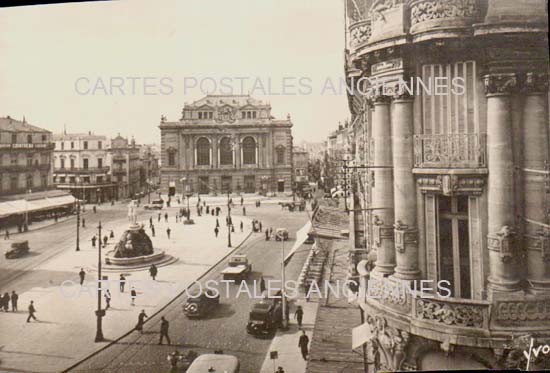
[221,254,252,281]
[246,298,283,336]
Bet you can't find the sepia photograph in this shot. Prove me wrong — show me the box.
[0,0,549,372]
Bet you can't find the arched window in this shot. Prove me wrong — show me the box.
[276,146,285,165]
[197,137,211,166]
[242,136,256,165]
[219,137,233,166]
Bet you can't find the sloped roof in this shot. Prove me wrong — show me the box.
[0,116,50,133]
[186,95,268,108]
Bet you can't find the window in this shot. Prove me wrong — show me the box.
[42,134,47,142]
[276,146,285,165]
[41,174,48,188]
[98,141,102,149]
[242,112,246,119]
[196,137,211,166]
[208,112,213,119]
[59,176,66,183]
[60,158,65,169]
[198,112,203,119]
[11,133,17,144]
[70,159,75,169]
[219,137,233,165]
[26,174,33,189]
[27,154,33,166]
[98,158,103,169]
[27,134,32,144]
[247,111,252,119]
[253,111,257,119]
[83,141,88,150]
[11,154,17,165]
[83,159,89,169]
[242,137,256,165]
[168,151,175,166]
[10,176,18,191]
[97,176,103,183]
[71,142,74,149]
[61,142,64,150]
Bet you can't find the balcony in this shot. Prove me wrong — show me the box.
[409,0,481,38]
[111,168,127,175]
[413,133,486,169]
[1,164,51,172]
[54,167,110,174]
[0,142,55,151]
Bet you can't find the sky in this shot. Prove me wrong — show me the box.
[0,0,349,144]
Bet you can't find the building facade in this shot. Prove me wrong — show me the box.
[138,144,160,191]
[0,116,54,196]
[53,132,116,203]
[293,146,309,184]
[110,135,142,199]
[344,0,550,371]
[160,95,293,196]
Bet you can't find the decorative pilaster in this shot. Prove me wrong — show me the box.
[484,73,522,293]
[522,72,550,292]
[391,92,420,280]
[371,91,395,277]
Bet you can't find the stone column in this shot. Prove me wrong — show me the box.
[370,95,395,277]
[522,73,550,292]
[391,94,420,280]
[484,73,522,293]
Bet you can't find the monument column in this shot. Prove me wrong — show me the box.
[484,73,522,293]
[370,93,395,278]
[522,72,550,292]
[391,92,420,280]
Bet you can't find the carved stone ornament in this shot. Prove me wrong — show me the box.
[495,299,550,322]
[366,314,410,372]
[487,226,516,263]
[370,0,403,21]
[372,215,394,247]
[410,0,478,26]
[525,230,550,262]
[216,106,236,123]
[415,298,486,328]
[522,72,550,94]
[483,73,517,96]
[394,221,418,254]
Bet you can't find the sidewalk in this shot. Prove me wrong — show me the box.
[259,297,319,373]
[0,210,253,372]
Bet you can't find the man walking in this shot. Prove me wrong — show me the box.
[159,316,171,345]
[104,289,112,309]
[240,196,244,206]
[82,218,86,228]
[149,264,158,280]
[240,221,244,232]
[11,291,18,312]
[119,274,126,293]
[166,227,171,239]
[294,305,304,328]
[103,235,108,246]
[110,230,115,239]
[130,287,137,306]
[27,300,37,322]
[242,206,246,216]
[214,227,219,238]
[4,230,9,240]
[158,213,161,222]
[298,330,310,360]
[216,218,220,228]
[151,224,156,237]
[135,309,148,334]
[91,235,96,247]
[164,212,168,222]
[79,268,86,285]
[149,217,153,227]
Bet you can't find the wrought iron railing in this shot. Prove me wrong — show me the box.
[413,133,487,168]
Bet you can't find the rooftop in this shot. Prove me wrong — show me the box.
[0,116,50,133]
[185,94,270,108]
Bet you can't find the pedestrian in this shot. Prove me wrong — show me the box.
[260,276,266,293]
[151,224,156,237]
[216,218,220,228]
[242,206,246,216]
[166,227,171,239]
[4,230,9,240]
[276,367,285,373]
[104,289,111,309]
[158,213,161,222]
[240,196,244,206]
[206,206,210,214]
[231,225,235,233]
[103,235,108,246]
[214,227,219,238]
[11,291,18,312]
[79,268,86,285]
[168,350,183,372]
[265,229,269,241]
[298,330,310,360]
[175,214,179,223]
[91,235,97,247]
[149,217,153,227]
[110,230,115,239]
[149,264,158,280]
[211,209,215,216]
[164,213,168,222]
[270,227,273,236]
[119,274,126,293]
[93,205,97,213]
[27,300,37,322]
[130,287,137,306]
[82,218,86,228]
[259,221,263,232]
[135,309,148,334]
[294,305,304,328]
[2,292,9,312]
[240,221,243,232]
[159,316,171,345]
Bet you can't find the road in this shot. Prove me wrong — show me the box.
[71,204,311,373]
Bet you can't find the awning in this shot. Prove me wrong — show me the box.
[0,194,75,219]
[283,220,311,263]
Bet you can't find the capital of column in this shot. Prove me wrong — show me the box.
[368,85,392,105]
[521,72,549,95]
[483,73,518,97]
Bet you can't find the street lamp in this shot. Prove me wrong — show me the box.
[278,230,288,330]
[94,220,105,342]
[181,177,194,225]
[227,189,232,248]
[76,198,80,251]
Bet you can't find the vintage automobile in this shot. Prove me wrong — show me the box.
[186,353,240,373]
[183,290,220,318]
[143,199,164,210]
[246,298,283,336]
[275,228,289,241]
[5,240,30,259]
[221,254,252,281]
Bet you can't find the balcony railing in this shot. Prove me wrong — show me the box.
[0,164,51,172]
[0,143,54,150]
[54,167,110,174]
[414,133,487,168]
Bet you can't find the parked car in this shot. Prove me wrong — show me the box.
[221,254,252,281]
[304,233,315,244]
[183,290,220,318]
[246,298,282,336]
[186,353,240,373]
[144,199,164,210]
[275,228,289,241]
[5,240,30,259]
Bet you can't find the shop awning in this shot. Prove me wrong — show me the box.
[0,193,75,219]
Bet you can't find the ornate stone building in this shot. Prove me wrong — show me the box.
[159,95,293,195]
[110,135,142,199]
[345,0,549,371]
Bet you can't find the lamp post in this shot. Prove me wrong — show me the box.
[227,189,232,248]
[76,199,80,251]
[147,179,151,204]
[278,230,288,330]
[181,177,194,224]
[94,220,105,342]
